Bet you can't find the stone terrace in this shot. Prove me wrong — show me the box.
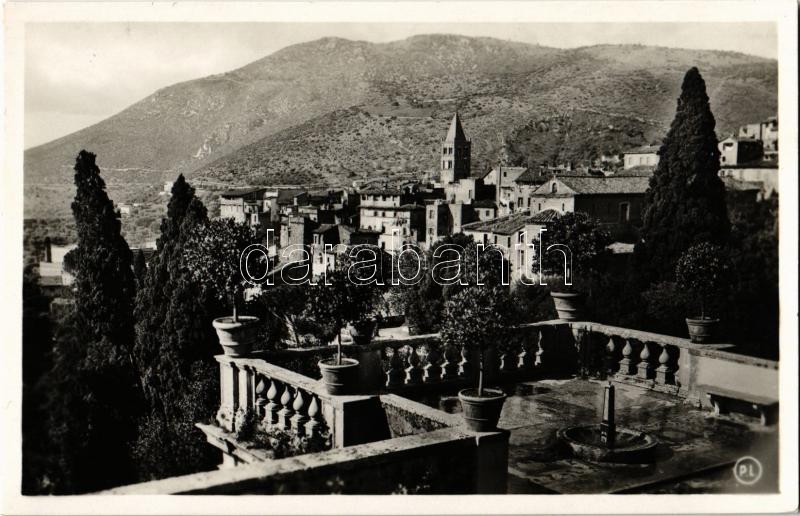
[411,377,778,494]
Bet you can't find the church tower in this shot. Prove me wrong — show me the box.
[440,113,471,184]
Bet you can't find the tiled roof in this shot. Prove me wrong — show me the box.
[623,145,661,155]
[527,209,561,224]
[39,275,64,287]
[545,176,650,195]
[722,177,763,192]
[312,224,337,234]
[276,189,306,204]
[463,210,559,235]
[614,165,655,177]
[360,189,403,196]
[721,159,778,170]
[472,199,497,209]
[398,204,425,211]
[514,169,548,184]
[220,187,266,198]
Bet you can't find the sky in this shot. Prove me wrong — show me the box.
[24,22,776,149]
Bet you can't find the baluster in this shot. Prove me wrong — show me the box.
[518,329,536,371]
[423,346,442,383]
[655,344,675,385]
[386,346,406,388]
[458,346,472,378]
[235,366,254,431]
[254,376,267,419]
[441,344,460,380]
[618,339,637,376]
[500,341,518,372]
[276,384,295,430]
[601,335,615,379]
[534,330,546,368]
[405,346,423,384]
[290,389,310,436]
[304,394,324,439]
[263,379,280,427]
[637,341,654,380]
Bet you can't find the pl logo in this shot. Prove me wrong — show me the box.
[733,456,763,486]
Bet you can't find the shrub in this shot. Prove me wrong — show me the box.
[440,286,516,396]
[675,242,730,319]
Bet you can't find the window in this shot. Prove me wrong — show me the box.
[538,203,541,211]
[518,197,523,207]
[619,202,631,222]
[527,198,531,207]
[443,147,447,155]
[561,203,565,212]
[551,183,558,193]
[429,211,434,219]
[494,235,497,244]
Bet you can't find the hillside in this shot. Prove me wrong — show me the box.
[24,34,777,218]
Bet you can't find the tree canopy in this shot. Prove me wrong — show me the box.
[635,67,730,281]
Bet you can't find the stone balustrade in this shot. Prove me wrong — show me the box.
[368,325,549,391]
[215,354,337,440]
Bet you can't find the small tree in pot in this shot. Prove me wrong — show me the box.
[536,212,610,321]
[675,242,730,343]
[184,218,265,356]
[305,248,383,395]
[441,285,516,431]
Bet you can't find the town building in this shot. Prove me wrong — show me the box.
[439,113,471,185]
[528,175,650,238]
[718,136,764,166]
[622,145,660,169]
[463,209,561,282]
[485,166,528,215]
[219,187,269,227]
[38,239,76,296]
[738,116,778,160]
[719,159,779,199]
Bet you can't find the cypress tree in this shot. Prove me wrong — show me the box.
[635,67,730,282]
[133,249,147,286]
[47,150,141,492]
[132,175,222,480]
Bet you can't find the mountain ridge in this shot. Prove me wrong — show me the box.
[24,34,777,218]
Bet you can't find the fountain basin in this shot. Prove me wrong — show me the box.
[558,425,658,464]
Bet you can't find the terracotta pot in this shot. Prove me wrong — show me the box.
[212,316,260,357]
[550,291,585,321]
[458,388,507,432]
[347,320,377,346]
[685,317,720,343]
[318,358,360,395]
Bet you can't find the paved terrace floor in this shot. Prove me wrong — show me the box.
[414,378,778,494]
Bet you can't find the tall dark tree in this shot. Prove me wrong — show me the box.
[46,150,142,493]
[132,175,222,480]
[635,67,730,282]
[21,266,54,494]
[133,248,147,286]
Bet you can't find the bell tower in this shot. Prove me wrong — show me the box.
[440,113,471,184]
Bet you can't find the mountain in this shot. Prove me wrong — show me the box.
[24,35,777,218]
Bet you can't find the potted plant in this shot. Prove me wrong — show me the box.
[441,286,515,431]
[185,218,264,356]
[536,212,610,320]
[675,242,730,343]
[305,251,383,394]
[345,245,390,345]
